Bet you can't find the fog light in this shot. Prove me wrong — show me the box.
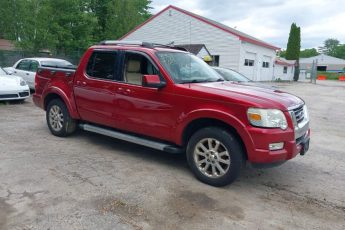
[269,142,284,151]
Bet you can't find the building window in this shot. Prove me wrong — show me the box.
[262,61,269,68]
[244,59,254,66]
[283,66,287,73]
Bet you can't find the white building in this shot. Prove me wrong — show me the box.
[273,57,295,81]
[300,54,345,72]
[120,5,280,81]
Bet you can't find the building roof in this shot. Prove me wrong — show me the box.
[0,39,16,51]
[121,5,280,51]
[175,44,210,56]
[275,57,295,66]
[300,54,345,65]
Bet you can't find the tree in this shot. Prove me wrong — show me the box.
[333,44,345,60]
[0,0,152,56]
[319,38,340,55]
[285,23,301,81]
[300,48,319,58]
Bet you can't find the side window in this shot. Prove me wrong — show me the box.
[86,51,117,80]
[29,61,39,72]
[124,53,161,85]
[16,60,30,70]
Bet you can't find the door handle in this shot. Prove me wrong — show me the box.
[117,87,124,93]
[26,73,29,75]
[124,89,131,95]
[76,81,87,86]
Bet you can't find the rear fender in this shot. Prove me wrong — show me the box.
[43,86,80,119]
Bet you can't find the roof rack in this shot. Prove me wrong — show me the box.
[98,40,187,51]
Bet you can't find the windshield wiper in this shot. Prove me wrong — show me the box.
[181,78,224,84]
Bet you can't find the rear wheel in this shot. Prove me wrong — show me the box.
[186,127,243,187]
[46,99,76,137]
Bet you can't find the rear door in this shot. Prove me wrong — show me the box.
[74,50,120,127]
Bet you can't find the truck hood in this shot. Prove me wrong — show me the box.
[189,81,303,110]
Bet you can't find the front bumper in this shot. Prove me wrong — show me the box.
[0,88,30,101]
[246,126,310,164]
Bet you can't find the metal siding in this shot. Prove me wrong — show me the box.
[273,65,294,81]
[238,42,276,81]
[123,9,242,70]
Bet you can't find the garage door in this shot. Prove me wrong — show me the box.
[242,52,256,80]
[260,55,272,81]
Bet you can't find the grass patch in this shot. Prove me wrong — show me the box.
[317,71,344,80]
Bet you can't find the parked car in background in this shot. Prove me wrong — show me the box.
[5,58,74,90]
[213,67,275,89]
[0,67,30,101]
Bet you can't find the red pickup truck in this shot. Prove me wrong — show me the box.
[33,41,310,186]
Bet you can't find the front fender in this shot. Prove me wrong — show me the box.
[175,109,255,154]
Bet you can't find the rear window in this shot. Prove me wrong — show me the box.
[86,51,117,80]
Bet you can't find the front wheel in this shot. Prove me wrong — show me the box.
[186,127,244,187]
[46,99,76,137]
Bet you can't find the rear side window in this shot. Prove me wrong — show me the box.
[86,51,117,80]
[29,61,39,72]
[16,60,31,71]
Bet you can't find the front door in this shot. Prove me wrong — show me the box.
[74,50,119,127]
[113,51,175,141]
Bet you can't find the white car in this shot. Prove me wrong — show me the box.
[5,58,74,90]
[0,67,30,101]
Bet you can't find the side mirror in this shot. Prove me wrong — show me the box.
[6,69,14,75]
[142,75,166,89]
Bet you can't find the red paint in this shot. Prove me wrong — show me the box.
[275,59,295,66]
[317,75,327,80]
[33,44,309,164]
[143,74,161,84]
[120,5,280,50]
[338,76,345,81]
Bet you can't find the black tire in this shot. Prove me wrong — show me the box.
[46,99,76,137]
[186,127,244,187]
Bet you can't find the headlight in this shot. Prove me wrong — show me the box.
[303,105,309,121]
[247,108,288,130]
[20,79,27,86]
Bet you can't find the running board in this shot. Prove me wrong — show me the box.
[79,124,183,154]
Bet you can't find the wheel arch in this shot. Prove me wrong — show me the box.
[43,87,79,119]
[181,118,249,160]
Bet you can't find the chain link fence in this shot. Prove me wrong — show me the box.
[0,50,84,67]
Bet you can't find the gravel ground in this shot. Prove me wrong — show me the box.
[0,81,345,230]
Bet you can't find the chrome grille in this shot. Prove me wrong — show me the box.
[293,105,304,123]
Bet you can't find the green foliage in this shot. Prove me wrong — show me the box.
[0,0,152,55]
[317,71,344,80]
[318,38,345,59]
[300,48,319,58]
[286,23,301,61]
[285,23,301,81]
[278,50,286,58]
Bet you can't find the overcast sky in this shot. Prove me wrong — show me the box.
[149,0,344,49]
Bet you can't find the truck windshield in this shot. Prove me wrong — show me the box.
[156,52,223,84]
